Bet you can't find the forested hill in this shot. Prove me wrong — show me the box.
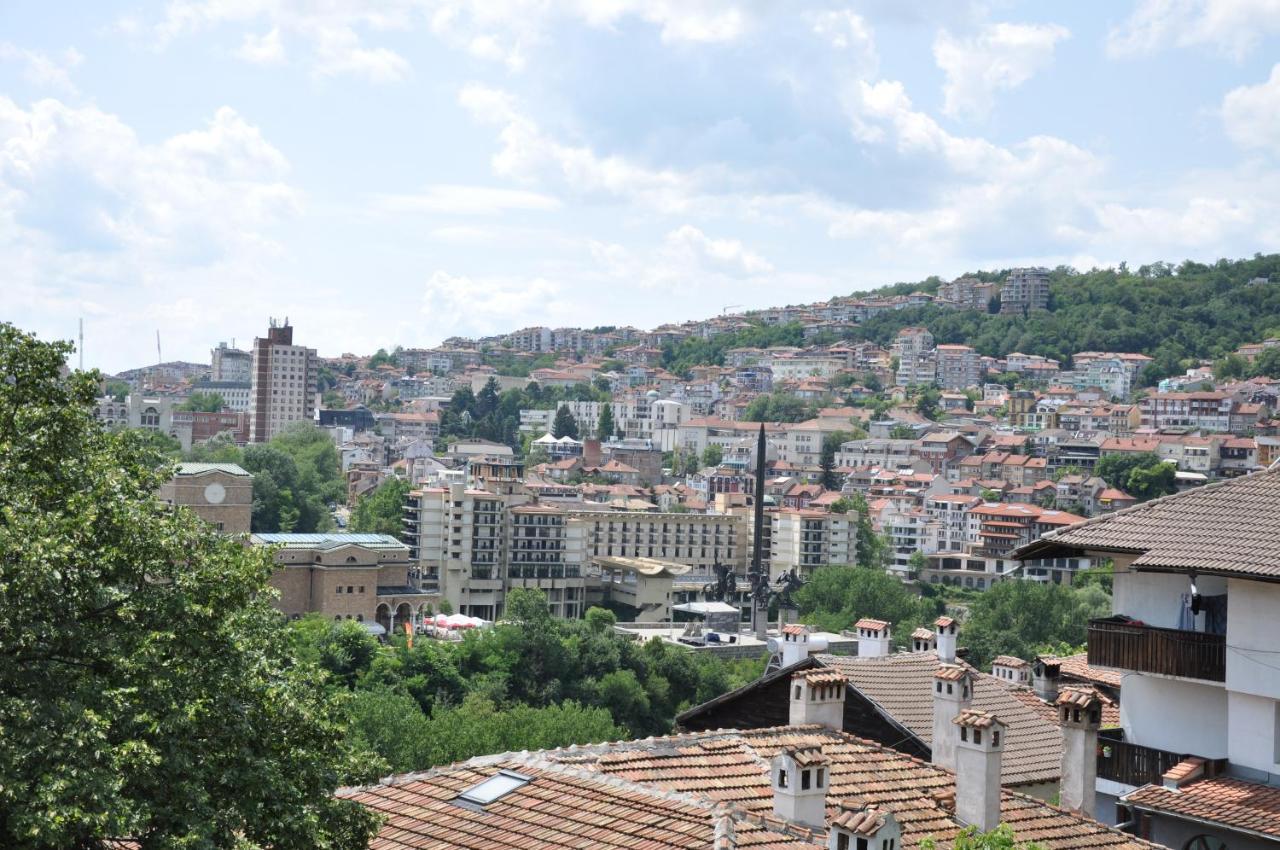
[663,254,1280,384]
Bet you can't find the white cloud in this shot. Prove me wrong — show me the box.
[809,10,878,74]
[236,27,285,65]
[420,269,568,335]
[1222,63,1280,152]
[375,184,562,215]
[0,43,84,94]
[933,22,1069,119]
[663,224,773,275]
[1108,0,1280,58]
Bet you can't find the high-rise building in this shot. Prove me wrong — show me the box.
[893,326,937,387]
[935,344,982,390]
[211,341,252,383]
[248,319,318,443]
[1000,267,1051,315]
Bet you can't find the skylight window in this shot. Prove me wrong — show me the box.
[456,770,533,806]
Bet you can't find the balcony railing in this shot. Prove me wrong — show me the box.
[1096,730,1191,788]
[1088,617,1225,682]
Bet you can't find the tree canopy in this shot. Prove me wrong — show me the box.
[351,476,413,535]
[1095,452,1177,501]
[796,565,939,638]
[958,580,1111,669]
[0,323,378,849]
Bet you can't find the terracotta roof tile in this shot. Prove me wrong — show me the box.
[993,656,1029,669]
[953,709,1002,729]
[855,618,890,632]
[1124,776,1280,840]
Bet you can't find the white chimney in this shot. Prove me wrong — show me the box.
[790,670,847,731]
[991,656,1029,686]
[771,746,830,829]
[953,709,1005,833]
[935,616,958,663]
[1032,656,1060,703]
[778,624,830,668]
[912,627,936,654]
[931,664,973,770]
[855,619,892,658]
[827,801,901,850]
[1057,686,1102,816]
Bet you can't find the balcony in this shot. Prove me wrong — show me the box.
[1088,616,1225,682]
[1096,729,1204,788]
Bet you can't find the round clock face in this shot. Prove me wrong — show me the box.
[204,482,227,505]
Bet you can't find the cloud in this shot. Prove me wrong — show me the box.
[420,269,568,335]
[375,184,562,215]
[1222,63,1280,152]
[1107,0,1280,58]
[0,43,84,94]
[934,22,1069,119]
[663,224,773,275]
[809,10,878,74]
[236,27,285,65]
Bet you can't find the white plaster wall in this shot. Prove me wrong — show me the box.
[1121,674,1228,757]
[1112,570,1225,630]
[1227,690,1280,776]
[1226,578,1280,701]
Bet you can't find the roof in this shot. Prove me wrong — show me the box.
[250,533,408,551]
[1124,776,1280,841]
[510,725,1155,850]
[992,656,1029,669]
[815,653,1065,786]
[1014,466,1280,578]
[1053,653,1123,689]
[339,755,824,850]
[174,462,251,477]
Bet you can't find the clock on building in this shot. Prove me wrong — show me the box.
[204,482,226,505]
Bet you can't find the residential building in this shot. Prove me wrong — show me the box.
[189,379,252,412]
[210,341,252,383]
[770,509,858,578]
[894,327,936,387]
[505,504,587,619]
[1000,267,1051,315]
[1017,466,1280,850]
[1138,392,1235,433]
[935,344,982,390]
[248,319,318,443]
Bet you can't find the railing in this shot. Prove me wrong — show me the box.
[1096,730,1188,788]
[1088,617,1225,682]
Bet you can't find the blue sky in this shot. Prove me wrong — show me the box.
[3,0,1279,373]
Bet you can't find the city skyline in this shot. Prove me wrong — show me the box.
[4,0,1280,372]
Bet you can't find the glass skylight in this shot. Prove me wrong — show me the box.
[456,770,533,806]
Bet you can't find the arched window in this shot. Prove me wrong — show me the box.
[141,407,160,428]
[1183,836,1227,850]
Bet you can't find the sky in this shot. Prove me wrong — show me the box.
[3,1,1280,373]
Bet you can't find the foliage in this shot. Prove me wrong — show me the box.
[922,823,1045,850]
[104,378,131,401]
[0,323,378,849]
[351,476,413,535]
[597,401,616,439]
[796,565,940,639]
[820,430,862,489]
[702,444,724,468]
[367,348,395,369]
[1095,452,1177,501]
[552,405,580,439]
[888,424,917,439]
[959,580,1112,669]
[660,322,807,377]
[178,391,225,412]
[743,391,816,423]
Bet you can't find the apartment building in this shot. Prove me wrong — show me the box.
[770,509,858,577]
[1138,391,1236,433]
[1018,468,1280,850]
[938,275,1000,310]
[1000,267,1051,315]
[574,510,746,577]
[837,438,916,469]
[1070,353,1153,400]
[935,344,982,390]
[248,319,317,443]
[210,342,252,383]
[507,504,586,619]
[924,493,980,552]
[893,327,936,387]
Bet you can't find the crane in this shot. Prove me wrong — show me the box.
[722,304,742,315]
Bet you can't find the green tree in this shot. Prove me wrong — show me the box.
[959,581,1111,669]
[922,823,1045,850]
[552,405,580,439]
[796,565,935,637]
[1095,452,1177,502]
[0,323,378,849]
[597,402,616,440]
[178,391,225,412]
[820,430,861,490]
[351,476,413,535]
[702,444,724,468]
[888,424,917,439]
[368,348,395,369]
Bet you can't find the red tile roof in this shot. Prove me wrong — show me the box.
[1124,776,1280,840]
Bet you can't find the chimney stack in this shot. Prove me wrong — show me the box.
[953,709,1005,833]
[771,746,830,829]
[912,627,936,654]
[827,800,901,850]
[790,670,846,731]
[1057,686,1102,816]
[991,656,1030,686]
[935,616,958,663]
[779,624,829,668]
[931,664,973,770]
[1032,656,1061,703]
[855,619,892,658]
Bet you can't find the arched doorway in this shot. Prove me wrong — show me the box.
[375,603,391,634]
[394,603,412,636]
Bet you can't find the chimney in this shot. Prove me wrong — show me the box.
[827,800,901,850]
[790,670,846,731]
[1032,656,1061,703]
[931,664,973,770]
[779,624,830,668]
[911,627,936,654]
[953,709,1005,833]
[771,746,830,829]
[991,656,1030,686]
[855,619,892,658]
[935,616,958,663]
[1057,686,1102,815]
[583,438,602,467]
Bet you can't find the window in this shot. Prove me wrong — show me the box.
[456,770,533,806]
[992,730,1000,747]
[973,730,982,745]
[801,769,811,790]
[837,836,849,850]
[817,768,825,788]
[336,586,343,594]
[960,727,968,742]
